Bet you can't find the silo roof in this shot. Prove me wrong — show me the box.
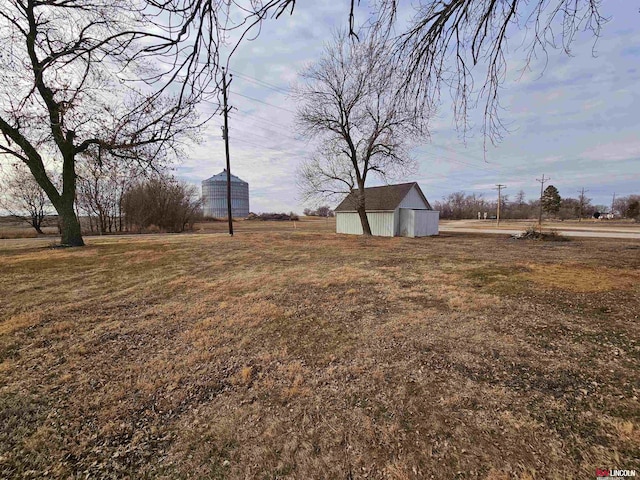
[203,169,248,184]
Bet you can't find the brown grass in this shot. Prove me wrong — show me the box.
[0,226,639,479]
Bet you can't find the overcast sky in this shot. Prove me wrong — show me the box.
[176,1,639,213]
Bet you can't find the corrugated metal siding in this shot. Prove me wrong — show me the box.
[369,212,395,236]
[414,210,439,236]
[394,208,400,235]
[398,208,414,237]
[336,212,396,236]
[336,213,362,234]
[202,179,250,218]
[399,209,439,236]
[398,185,430,209]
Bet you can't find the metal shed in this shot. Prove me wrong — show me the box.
[334,182,439,237]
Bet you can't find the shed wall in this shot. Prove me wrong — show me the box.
[413,210,439,236]
[398,185,430,209]
[398,208,414,237]
[336,212,396,237]
[398,209,439,237]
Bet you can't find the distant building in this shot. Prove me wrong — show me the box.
[334,182,439,237]
[202,169,249,218]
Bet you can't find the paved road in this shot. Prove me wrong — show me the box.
[439,225,640,240]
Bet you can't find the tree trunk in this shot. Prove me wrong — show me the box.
[355,188,372,236]
[56,198,84,246]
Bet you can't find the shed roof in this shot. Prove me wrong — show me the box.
[334,182,431,212]
[203,169,248,184]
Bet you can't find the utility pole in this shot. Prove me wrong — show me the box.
[221,67,233,236]
[536,174,549,229]
[577,187,588,222]
[494,184,506,226]
[611,192,616,218]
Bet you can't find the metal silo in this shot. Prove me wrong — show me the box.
[202,169,250,218]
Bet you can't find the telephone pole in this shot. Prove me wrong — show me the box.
[577,187,589,222]
[536,174,549,229]
[221,67,233,236]
[494,184,506,226]
[611,192,616,218]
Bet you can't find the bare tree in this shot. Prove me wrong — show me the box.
[0,163,52,234]
[77,158,143,234]
[296,31,428,235]
[0,1,200,246]
[77,162,118,235]
[613,195,640,220]
[577,189,592,222]
[315,205,334,218]
[433,191,489,219]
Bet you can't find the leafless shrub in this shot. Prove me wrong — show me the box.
[122,176,203,233]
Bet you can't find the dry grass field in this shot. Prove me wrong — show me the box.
[0,217,59,240]
[1,222,638,479]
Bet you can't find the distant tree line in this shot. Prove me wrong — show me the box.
[1,161,202,235]
[246,212,300,221]
[79,162,202,234]
[434,188,640,221]
[303,206,335,217]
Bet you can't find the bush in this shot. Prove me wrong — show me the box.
[512,225,569,242]
[247,212,299,221]
[122,176,202,233]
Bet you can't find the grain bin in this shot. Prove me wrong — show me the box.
[202,169,249,218]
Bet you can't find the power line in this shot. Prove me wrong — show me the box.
[231,108,295,131]
[207,110,305,144]
[205,130,306,155]
[420,150,504,176]
[200,98,222,110]
[425,145,504,174]
[231,136,306,156]
[429,143,504,174]
[232,91,297,114]
[228,111,304,142]
[237,128,301,145]
[229,69,291,95]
